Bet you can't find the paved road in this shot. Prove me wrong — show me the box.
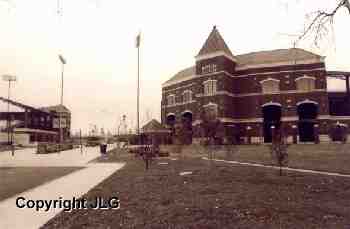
[0,145,125,229]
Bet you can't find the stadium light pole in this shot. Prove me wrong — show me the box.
[58,54,66,152]
[135,32,141,146]
[2,74,17,145]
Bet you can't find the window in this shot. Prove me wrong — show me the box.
[167,94,176,106]
[203,80,217,96]
[183,90,192,103]
[260,78,280,94]
[201,64,217,74]
[203,102,218,119]
[296,76,315,92]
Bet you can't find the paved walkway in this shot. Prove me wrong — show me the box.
[202,157,350,178]
[0,144,125,229]
[0,145,109,167]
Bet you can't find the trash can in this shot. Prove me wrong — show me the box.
[103,144,107,154]
[100,143,107,154]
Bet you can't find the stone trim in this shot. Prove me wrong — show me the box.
[203,102,218,107]
[233,68,325,78]
[162,67,325,88]
[295,75,316,81]
[262,102,282,107]
[190,115,337,125]
[330,116,350,120]
[195,51,238,63]
[162,100,197,108]
[260,78,280,84]
[181,110,193,115]
[235,58,324,71]
[194,89,327,99]
[162,83,195,93]
[166,113,175,118]
[296,99,319,106]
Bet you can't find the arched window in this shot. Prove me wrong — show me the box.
[203,79,217,96]
[167,94,175,106]
[295,75,316,92]
[260,78,280,94]
[183,90,193,103]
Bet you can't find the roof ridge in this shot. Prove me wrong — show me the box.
[235,47,320,57]
[197,26,234,57]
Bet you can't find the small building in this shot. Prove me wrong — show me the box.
[141,119,171,145]
[0,97,71,146]
[40,105,71,141]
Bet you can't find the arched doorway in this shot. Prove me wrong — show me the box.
[166,113,176,144]
[262,103,282,143]
[181,111,193,144]
[297,101,318,142]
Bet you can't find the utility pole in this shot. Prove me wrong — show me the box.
[2,74,17,146]
[136,32,141,145]
[58,54,66,153]
[80,128,83,154]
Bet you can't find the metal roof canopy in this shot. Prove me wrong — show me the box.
[0,97,52,115]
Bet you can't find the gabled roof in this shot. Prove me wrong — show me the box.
[235,48,321,67]
[163,48,323,87]
[196,26,234,58]
[40,105,71,114]
[163,66,195,86]
[141,119,170,133]
[0,97,51,114]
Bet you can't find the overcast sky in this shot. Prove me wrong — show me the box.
[0,0,349,135]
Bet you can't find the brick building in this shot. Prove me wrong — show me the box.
[0,97,71,146]
[161,26,350,144]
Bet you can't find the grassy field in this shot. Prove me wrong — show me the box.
[0,167,83,201]
[203,144,350,174]
[42,148,350,229]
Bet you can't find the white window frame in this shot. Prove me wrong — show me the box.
[203,79,217,96]
[167,94,176,106]
[201,64,217,75]
[182,90,193,103]
[295,75,316,92]
[260,78,280,94]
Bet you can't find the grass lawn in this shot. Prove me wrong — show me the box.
[211,144,350,174]
[42,149,350,229]
[0,167,83,201]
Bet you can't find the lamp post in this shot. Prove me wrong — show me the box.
[58,54,66,152]
[136,33,141,145]
[2,74,17,145]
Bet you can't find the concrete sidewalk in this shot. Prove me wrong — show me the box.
[0,144,126,228]
[0,162,125,229]
[0,145,111,167]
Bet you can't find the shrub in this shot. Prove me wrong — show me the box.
[329,123,348,143]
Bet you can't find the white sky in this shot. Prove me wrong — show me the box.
[0,0,349,135]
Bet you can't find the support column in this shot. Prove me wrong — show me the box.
[314,124,320,144]
[24,110,28,128]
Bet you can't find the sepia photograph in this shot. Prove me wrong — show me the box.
[0,0,350,228]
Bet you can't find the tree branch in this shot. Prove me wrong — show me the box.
[297,0,349,46]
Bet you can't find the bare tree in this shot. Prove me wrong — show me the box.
[297,0,350,46]
[270,128,289,176]
[199,105,224,161]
